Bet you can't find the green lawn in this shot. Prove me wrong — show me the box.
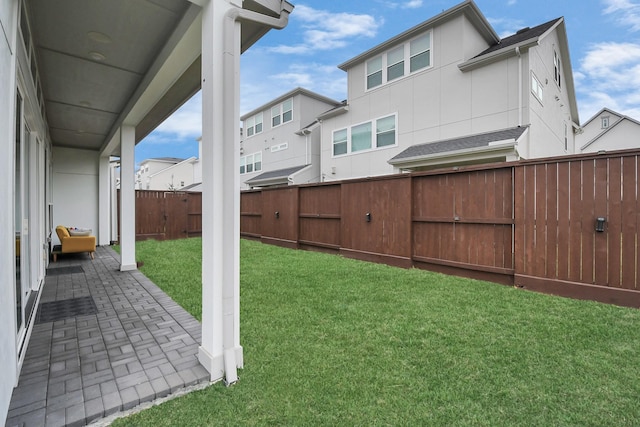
[113,238,640,426]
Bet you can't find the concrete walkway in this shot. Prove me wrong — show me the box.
[5,246,210,427]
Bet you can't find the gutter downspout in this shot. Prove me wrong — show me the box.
[220,2,291,386]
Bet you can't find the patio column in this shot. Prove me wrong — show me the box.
[198,0,243,385]
[98,155,111,246]
[119,125,136,271]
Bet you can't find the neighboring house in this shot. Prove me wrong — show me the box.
[136,156,198,191]
[575,108,640,154]
[240,87,341,189]
[318,0,579,180]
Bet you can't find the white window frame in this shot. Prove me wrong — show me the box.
[244,112,263,138]
[240,152,262,175]
[553,49,561,89]
[531,72,543,103]
[601,116,610,129]
[365,31,432,91]
[332,113,398,158]
[271,98,293,128]
[270,142,288,153]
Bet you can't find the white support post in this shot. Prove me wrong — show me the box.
[98,155,111,246]
[198,0,243,385]
[119,126,137,271]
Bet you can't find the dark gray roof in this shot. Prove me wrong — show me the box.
[245,164,309,184]
[145,157,185,163]
[390,126,528,162]
[473,18,561,59]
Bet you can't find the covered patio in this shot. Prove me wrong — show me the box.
[1,0,293,424]
[6,247,210,426]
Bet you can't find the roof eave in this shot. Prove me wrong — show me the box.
[338,0,498,71]
[241,87,340,120]
[318,105,349,121]
[458,38,539,71]
[388,141,517,168]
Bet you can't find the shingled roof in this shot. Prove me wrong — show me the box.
[389,126,528,164]
[473,18,561,59]
[245,164,309,186]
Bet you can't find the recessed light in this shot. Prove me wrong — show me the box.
[87,31,112,44]
[88,51,106,61]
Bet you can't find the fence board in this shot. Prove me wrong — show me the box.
[622,156,637,289]
[607,157,622,287]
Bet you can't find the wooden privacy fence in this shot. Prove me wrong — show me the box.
[241,149,640,308]
[118,190,202,241]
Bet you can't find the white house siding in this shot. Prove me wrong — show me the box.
[52,147,99,245]
[321,14,523,181]
[579,119,640,153]
[1,1,19,422]
[578,111,622,146]
[527,29,575,158]
[146,160,196,190]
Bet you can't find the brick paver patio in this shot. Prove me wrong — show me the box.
[5,246,210,427]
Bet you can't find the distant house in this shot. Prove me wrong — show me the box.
[240,87,341,189]
[318,0,579,180]
[575,108,640,154]
[135,157,198,191]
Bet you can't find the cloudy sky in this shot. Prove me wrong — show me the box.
[135,0,640,165]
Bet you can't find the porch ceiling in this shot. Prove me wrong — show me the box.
[26,0,285,152]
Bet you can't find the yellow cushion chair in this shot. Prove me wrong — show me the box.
[54,225,96,261]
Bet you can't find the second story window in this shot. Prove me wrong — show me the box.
[365,31,432,90]
[245,112,263,138]
[271,98,293,127]
[602,116,610,128]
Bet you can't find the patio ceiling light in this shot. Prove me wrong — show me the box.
[87,31,112,44]
[88,51,106,61]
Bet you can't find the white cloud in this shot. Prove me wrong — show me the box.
[487,17,525,38]
[507,0,517,5]
[402,0,423,8]
[154,92,202,138]
[603,0,640,31]
[576,42,640,121]
[267,5,379,54]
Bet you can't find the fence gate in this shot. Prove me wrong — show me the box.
[118,190,201,241]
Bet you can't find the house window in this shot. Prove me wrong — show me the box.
[531,73,543,102]
[271,98,293,127]
[351,122,372,152]
[240,152,262,175]
[365,32,432,90]
[387,46,404,81]
[270,142,288,152]
[564,123,568,151]
[333,114,397,156]
[410,33,431,72]
[366,56,383,89]
[602,116,609,128]
[376,115,396,147]
[333,129,348,156]
[553,50,561,88]
[245,112,263,137]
